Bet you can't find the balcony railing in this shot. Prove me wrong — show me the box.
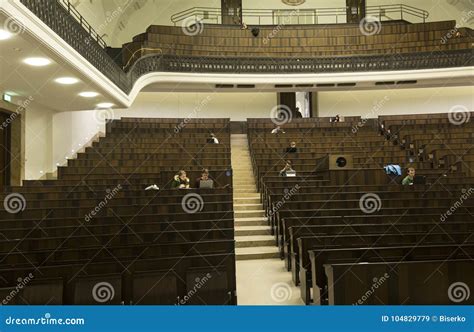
[129,50,473,78]
[171,4,429,26]
[18,0,472,95]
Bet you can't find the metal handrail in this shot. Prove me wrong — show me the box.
[57,0,108,48]
[171,4,429,26]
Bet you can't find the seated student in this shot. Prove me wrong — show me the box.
[171,170,190,189]
[286,141,298,153]
[195,168,213,188]
[271,126,285,134]
[195,169,229,189]
[402,167,416,185]
[279,160,295,177]
[207,133,219,144]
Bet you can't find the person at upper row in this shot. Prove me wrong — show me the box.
[295,107,303,118]
[286,141,298,153]
[271,126,285,134]
[402,167,416,186]
[207,133,219,144]
[172,170,190,189]
[331,114,341,123]
[279,160,295,177]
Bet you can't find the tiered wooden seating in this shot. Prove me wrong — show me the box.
[0,118,236,305]
[248,115,474,305]
[122,20,472,66]
[380,113,474,175]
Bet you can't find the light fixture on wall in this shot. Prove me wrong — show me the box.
[55,77,79,85]
[281,0,305,6]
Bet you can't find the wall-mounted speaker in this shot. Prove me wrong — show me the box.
[316,154,354,171]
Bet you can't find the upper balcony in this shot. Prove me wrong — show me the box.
[12,0,474,95]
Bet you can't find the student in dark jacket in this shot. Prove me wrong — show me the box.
[286,141,298,153]
[171,170,190,189]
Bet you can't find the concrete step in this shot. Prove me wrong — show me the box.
[235,235,275,248]
[235,246,280,260]
[233,197,260,204]
[233,181,256,186]
[234,217,268,226]
[234,188,258,194]
[235,225,272,236]
[235,210,265,218]
[233,184,257,190]
[233,193,261,198]
[234,203,263,211]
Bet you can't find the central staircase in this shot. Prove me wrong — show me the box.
[231,134,279,260]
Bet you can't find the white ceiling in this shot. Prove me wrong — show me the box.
[0,13,119,112]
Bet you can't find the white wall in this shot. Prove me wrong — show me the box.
[23,86,472,179]
[112,92,275,120]
[23,103,54,180]
[52,111,105,169]
[318,86,474,118]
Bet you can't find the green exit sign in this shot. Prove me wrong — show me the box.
[3,93,12,102]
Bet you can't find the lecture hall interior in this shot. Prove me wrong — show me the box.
[0,0,473,311]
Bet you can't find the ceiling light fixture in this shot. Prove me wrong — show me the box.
[55,77,79,85]
[79,91,99,98]
[0,29,12,40]
[96,102,114,108]
[23,57,52,66]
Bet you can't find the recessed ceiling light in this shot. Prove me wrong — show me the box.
[0,29,12,40]
[55,77,79,85]
[96,102,114,108]
[79,91,99,98]
[23,57,52,66]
